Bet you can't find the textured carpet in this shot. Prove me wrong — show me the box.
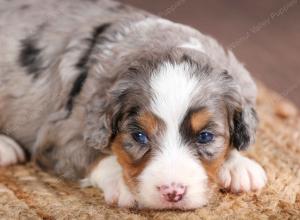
[0,83,299,220]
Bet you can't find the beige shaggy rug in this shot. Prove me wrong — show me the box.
[0,83,300,220]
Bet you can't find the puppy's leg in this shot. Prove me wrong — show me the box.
[0,134,25,166]
[218,149,267,193]
[81,155,136,207]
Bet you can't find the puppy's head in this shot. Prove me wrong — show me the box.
[99,48,257,209]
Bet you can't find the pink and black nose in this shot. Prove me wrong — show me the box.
[157,182,187,203]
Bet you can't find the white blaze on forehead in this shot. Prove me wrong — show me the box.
[137,63,209,209]
[150,62,199,128]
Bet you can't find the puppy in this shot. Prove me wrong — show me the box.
[0,0,266,209]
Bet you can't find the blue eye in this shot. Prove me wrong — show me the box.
[197,132,214,144]
[132,132,148,145]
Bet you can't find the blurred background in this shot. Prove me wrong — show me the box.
[122,0,300,107]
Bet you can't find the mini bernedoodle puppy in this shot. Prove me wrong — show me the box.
[0,0,267,209]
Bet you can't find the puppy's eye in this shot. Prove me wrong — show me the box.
[131,132,148,145]
[197,132,214,144]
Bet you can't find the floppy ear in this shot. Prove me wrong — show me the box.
[83,77,135,153]
[222,71,258,151]
[229,106,258,150]
[84,95,117,154]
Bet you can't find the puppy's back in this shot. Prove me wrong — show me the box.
[0,0,127,147]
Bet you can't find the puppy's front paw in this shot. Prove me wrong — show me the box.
[0,135,25,166]
[218,150,267,193]
[103,178,136,208]
[81,156,136,208]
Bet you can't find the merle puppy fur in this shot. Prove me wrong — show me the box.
[0,0,264,209]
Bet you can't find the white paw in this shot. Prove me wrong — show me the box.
[0,135,25,166]
[218,150,267,193]
[81,156,136,208]
[105,177,136,208]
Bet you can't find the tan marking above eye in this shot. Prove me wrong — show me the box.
[190,109,212,132]
[138,112,160,135]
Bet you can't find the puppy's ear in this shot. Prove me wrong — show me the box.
[84,79,135,153]
[84,98,115,153]
[229,107,258,150]
[222,71,258,151]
